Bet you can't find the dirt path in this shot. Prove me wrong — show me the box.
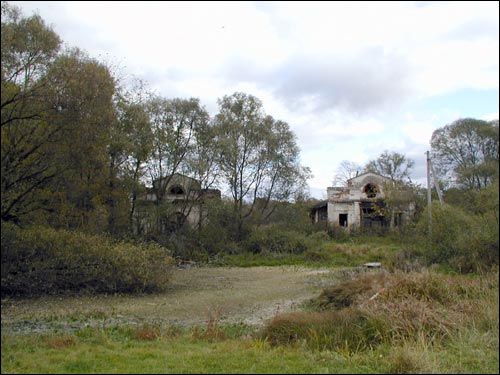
[1,266,342,333]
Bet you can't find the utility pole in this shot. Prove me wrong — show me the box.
[429,159,444,205]
[426,151,432,236]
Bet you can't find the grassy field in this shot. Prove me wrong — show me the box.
[2,304,498,373]
[2,323,498,374]
[1,238,498,374]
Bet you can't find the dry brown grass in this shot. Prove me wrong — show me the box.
[190,307,227,342]
[365,297,455,343]
[44,334,77,349]
[262,269,499,352]
[331,243,370,255]
[262,311,331,346]
[133,326,160,341]
[315,272,387,309]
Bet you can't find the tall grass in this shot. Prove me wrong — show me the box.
[261,270,499,353]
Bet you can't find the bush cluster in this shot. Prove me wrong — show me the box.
[414,203,499,273]
[1,223,174,296]
[244,225,308,254]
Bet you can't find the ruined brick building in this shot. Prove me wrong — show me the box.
[311,172,414,230]
[134,173,220,234]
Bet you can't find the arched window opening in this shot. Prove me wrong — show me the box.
[170,185,184,195]
[364,183,378,198]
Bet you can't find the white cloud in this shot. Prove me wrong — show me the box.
[11,1,499,197]
[482,111,500,121]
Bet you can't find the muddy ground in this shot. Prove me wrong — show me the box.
[1,266,358,334]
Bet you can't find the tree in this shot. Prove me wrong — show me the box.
[333,160,363,186]
[40,49,117,231]
[1,2,61,128]
[118,99,154,231]
[365,151,417,228]
[251,116,312,224]
[365,150,414,182]
[378,180,424,229]
[146,96,209,232]
[1,2,62,222]
[213,92,266,237]
[183,115,223,230]
[431,118,499,190]
[214,92,310,236]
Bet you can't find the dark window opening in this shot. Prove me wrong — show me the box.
[360,202,388,228]
[364,183,378,198]
[318,207,327,221]
[161,212,187,233]
[394,213,403,227]
[339,214,348,227]
[170,185,184,195]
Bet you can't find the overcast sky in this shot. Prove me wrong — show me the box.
[12,1,499,198]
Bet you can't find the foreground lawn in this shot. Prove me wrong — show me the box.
[1,323,498,374]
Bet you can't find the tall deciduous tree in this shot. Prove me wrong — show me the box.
[214,92,310,235]
[1,2,61,127]
[181,116,223,229]
[147,97,207,196]
[365,151,416,228]
[365,150,414,182]
[251,116,312,224]
[146,97,209,232]
[42,49,117,231]
[333,160,363,186]
[213,92,265,235]
[1,2,62,222]
[431,118,499,190]
[117,100,153,230]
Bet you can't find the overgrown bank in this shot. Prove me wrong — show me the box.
[1,223,174,297]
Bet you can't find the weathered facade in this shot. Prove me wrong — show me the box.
[312,172,414,230]
[134,173,220,234]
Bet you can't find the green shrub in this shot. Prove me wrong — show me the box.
[196,199,247,255]
[244,225,308,254]
[415,203,499,272]
[259,200,317,234]
[303,248,332,262]
[1,223,174,296]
